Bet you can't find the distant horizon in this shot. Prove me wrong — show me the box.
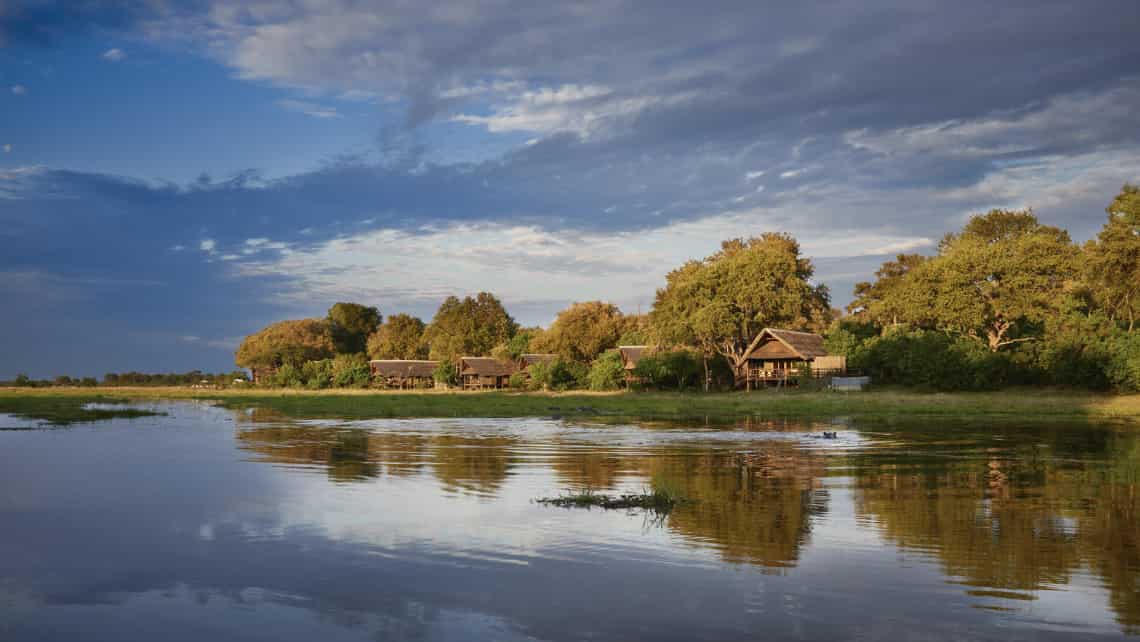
[3,1,1139,377]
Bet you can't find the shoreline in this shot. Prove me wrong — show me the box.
[3,387,1139,424]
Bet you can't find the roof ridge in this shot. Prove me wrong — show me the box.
[765,327,818,335]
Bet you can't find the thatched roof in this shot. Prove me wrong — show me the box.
[459,357,518,377]
[744,328,828,360]
[370,360,438,378]
[618,345,650,369]
[519,354,556,370]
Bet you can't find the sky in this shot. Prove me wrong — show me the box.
[2,1,1139,378]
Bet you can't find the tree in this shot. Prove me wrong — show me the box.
[848,254,929,327]
[235,319,336,369]
[422,292,518,361]
[1086,184,1140,331]
[649,233,831,388]
[535,301,626,362]
[367,314,427,359]
[327,302,381,354]
[911,209,1078,351]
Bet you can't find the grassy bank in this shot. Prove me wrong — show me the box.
[3,386,1139,422]
[0,393,164,425]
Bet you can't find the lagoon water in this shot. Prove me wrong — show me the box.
[2,401,1139,640]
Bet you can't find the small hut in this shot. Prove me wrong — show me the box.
[618,345,652,383]
[737,328,845,388]
[458,357,518,390]
[517,353,557,377]
[250,365,277,385]
[618,346,650,371]
[370,360,438,389]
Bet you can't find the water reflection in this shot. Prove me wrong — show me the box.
[1,403,1138,640]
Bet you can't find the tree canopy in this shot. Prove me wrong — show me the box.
[367,314,428,360]
[422,292,518,361]
[868,209,1078,351]
[649,233,831,373]
[327,302,382,354]
[533,301,628,362]
[848,254,928,326]
[1085,184,1140,331]
[235,319,336,369]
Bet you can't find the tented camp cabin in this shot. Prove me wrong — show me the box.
[517,354,556,377]
[618,346,651,382]
[370,360,438,389]
[737,328,846,388]
[459,357,517,390]
[249,366,277,385]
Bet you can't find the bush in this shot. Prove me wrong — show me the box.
[271,363,304,387]
[587,350,626,391]
[633,350,702,391]
[508,372,529,390]
[528,358,582,391]
[433,361,458,387]
[331,354,370,388]
[301,359,334,389]
[1106,332,1140,392]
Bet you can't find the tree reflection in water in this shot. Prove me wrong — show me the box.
[231,411,1140,633]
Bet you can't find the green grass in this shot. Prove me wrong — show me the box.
[3,386,1139,422]
[0,394,164,426]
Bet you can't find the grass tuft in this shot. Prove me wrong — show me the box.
[536,485,689,514]
[0,394,164,426]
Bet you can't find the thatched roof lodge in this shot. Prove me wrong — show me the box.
[618,346,650,371]
[738,328,846,387]
[370,360,438,389]
[459,357,518,390]
[518,353,556,374]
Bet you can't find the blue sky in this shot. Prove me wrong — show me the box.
[2,1,1139,378]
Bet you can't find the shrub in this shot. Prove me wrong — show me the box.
[1106,332,1140,392]
[271,363,304,387]
[508,372,529,390]
[301,359,334,389]
[528,358,582,391]
[587,350,626,391]
[331,354,370,388]
[633,350,702,391]
[433,361,458,387]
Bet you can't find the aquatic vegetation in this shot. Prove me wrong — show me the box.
[0,395,163,426]
[536,486,689,514]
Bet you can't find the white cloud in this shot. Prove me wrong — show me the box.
[2,144,10,153]
[199,239,217,252]
[170,244,186,252]
[102,48,127,62]
[179,335,201,343]
[11,85,26,95]
[278,98,341,119]
[844,81,1140,160]
[452,84,681,137]
[227,212,935,316]
[745,170,766,180]
[780,169,804,179]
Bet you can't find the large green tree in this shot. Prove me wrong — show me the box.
[422,292,518,361]
[865,209,1078,351]
[533,301,627,362]
[649,233,831,386]
[367,314,428,359]
[235,319,336,369]
[1085,184,1140,331]
[327,302,382,354]
[849,254,928,328]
